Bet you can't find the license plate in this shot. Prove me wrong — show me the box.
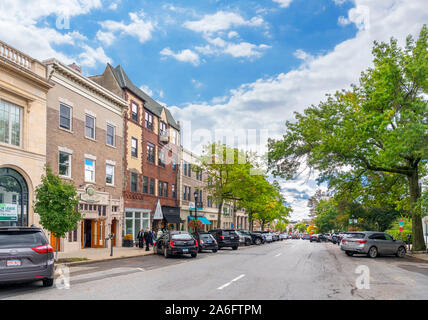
[230,237,234,239]
[182,249,189,253]
[7,260,21,267]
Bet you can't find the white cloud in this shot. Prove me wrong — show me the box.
[224,42,271,58]
[272,0,293,8]
[140,85,153,97]
[171,0,428,219]
[160,48,200,66]
[78,45,111,68]
[96,30,116,46]
[228,31,239,39]
[99,11,155,44]
[338,5,371,31]
[183,11,264,35]
[192,79,203,89]
[333,0,347,5]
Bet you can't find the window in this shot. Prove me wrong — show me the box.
[131,137,138,157]
[172,184,176,199]
[149,178,155,195]
[147,143,155,163]
[158,148,165,167]
[184,186,191,201]
[85,115,95,139]
[183,163,187,176]
[68,228,78,243]
[199,190,202,203]
[158,181,164,197]
[0,100,22,147]
[143,176,148,193]
[172,158,177,171]
[131,102,138,122]
[59,152,71,178]
[172,129,177,145]
[164,182,168,197]
[84,159,95,182]
[130,173,138,192]
[208,197,213,208]
[59,104,71,130]
[160,121,167,137]
[145,112,153,130]
[188,164,191,177]
[106,124,115,146]
[106,164,114,185]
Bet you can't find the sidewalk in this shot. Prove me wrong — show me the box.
[55,246,154,266]
[406,251,428,263]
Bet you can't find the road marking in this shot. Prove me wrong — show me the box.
[217,274,246,290]
[275,253,282,257]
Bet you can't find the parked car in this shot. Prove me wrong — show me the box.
[194,232,218,253]
[302,233,310,240]
[340,231,407,258]
[310,234,321,242]
[318,234,328,242]
[271,232,280,241]
[259,231,273,243]
[279,233,288,240]
[0,227,54,287]
[238,230,264,245]
[154,231,198,258]
[291,234,299,239]
[208,229,239,250]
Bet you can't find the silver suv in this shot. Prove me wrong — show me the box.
[340,231,406,258]
[0,227,55,287]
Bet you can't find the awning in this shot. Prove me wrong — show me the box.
[153,199,163,220]
[162,206,182,224]
[188,216,212,225]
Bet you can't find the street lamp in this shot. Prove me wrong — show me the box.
[194,191,199,234]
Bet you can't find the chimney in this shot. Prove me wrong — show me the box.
[68,63,82,74]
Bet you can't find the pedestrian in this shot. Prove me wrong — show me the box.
[144,228,152,251]
[157,228,164,240]
[151,230,155,246]
[137,229,144,248]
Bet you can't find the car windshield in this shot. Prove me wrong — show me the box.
[199,234,212,239]
[171,233,193,240]
[346,233,366,239]
[0,231,46,249]
[223,231,237,236]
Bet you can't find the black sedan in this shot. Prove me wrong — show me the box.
[154,231,198,258]
[195,232,218,253]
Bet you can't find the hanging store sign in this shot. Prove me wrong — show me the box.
[0,204,18,221]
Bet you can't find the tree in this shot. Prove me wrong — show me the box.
[269,26,428,250]
[34,167,81,260]
[307,189,329,218]
[295,222,307,233]
[306,225,318,234]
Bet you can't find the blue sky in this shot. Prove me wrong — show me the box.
[0,0,426,220]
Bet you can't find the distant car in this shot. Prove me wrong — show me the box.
[302,234,310,240]
[291,234,299,239]
[154,231,198,258]
[195,232,218,253]
[208,229,240,250]
[279,233,288,240]
[340,231,407,258]
[272,232,280,241]
[0,227,54,287]
[259,231,273,243]
[238,230,264,245]
[310,234,320,242]
[318,234,328,242]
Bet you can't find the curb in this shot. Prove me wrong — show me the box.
[405,253,428,263]
[55,252,155,267]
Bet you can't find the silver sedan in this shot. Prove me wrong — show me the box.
[340,231,407,258]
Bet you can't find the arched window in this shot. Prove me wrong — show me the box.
[0,168,28,226]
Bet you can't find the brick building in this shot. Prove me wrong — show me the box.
[44,59,128,252]
[90,64,181,242]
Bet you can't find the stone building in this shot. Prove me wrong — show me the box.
[0,41,52,229]
[90,64,181,242]
[44,59,128,252]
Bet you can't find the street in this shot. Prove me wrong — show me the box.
[1,240,428,300]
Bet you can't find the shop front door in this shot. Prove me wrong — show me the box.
[91,219,105,248]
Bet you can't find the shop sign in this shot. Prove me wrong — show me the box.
[0,204,18,221]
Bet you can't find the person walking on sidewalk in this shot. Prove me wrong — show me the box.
[137,229,144,248]
[144,228,152,251]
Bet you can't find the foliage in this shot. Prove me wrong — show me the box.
[268,26,428,250]
[123,234,133,241]
[306,225,318,234]
[34,167,81,260]
[188,218,203,231]
[386,218,413,244]
[295,222,307,233]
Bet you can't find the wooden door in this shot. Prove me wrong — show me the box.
[81,221,85,249]
[111,219,117,247]
[91,219,105,248]
[50,233,61,251]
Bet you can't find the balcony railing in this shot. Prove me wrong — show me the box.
[0,41,32,70]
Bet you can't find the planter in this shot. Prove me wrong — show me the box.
[122,240,133,247]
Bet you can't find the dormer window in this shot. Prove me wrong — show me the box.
[131,102,138,122]
[145,111,153,131]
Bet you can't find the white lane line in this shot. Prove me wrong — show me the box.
[275,253,282,257]
[217,274,246,290]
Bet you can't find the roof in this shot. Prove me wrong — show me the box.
[108,64,179,130]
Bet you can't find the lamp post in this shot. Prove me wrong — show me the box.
[194,191,199,234]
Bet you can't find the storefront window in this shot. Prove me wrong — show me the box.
[124,210,151,241]
[0,168,28,227]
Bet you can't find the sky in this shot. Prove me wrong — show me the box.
[1,0,426,221]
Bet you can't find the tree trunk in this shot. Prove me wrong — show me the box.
[249,211,254,232]
[217,200,223,229]
[408,171,426,251]
[55,236,59,262]
[261,220,265,231]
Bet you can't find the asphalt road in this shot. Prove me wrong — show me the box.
[2,239,428,300]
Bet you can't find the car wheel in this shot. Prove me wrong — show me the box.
[396,246,406,258]
[255,238,262,245]
[368,246,378,258]
[345,251,354,257]
[191,253,197,258]
[164,247,170,258]
[232,246,238,250]
[212,249,218,253]
[42,278,54,287]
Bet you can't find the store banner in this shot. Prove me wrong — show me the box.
[0,204,18,221]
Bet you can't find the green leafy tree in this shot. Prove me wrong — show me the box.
[34,167,81,260]
[295,222,307,233]
[269,26,428,250]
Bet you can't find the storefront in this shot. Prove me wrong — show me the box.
[0,168,28,227]
[124,208,151,244]
[162,206,182,230]
[188,216,211,232]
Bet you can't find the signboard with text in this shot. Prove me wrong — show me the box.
[0,204,18,221]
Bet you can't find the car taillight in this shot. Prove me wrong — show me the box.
[220,235,224,240]
[32,244,53,253]
[170,240,174,247]
[341,239,346,244]
[200,240,204,244]
[195,240,198,247]
[356,240,367,244]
